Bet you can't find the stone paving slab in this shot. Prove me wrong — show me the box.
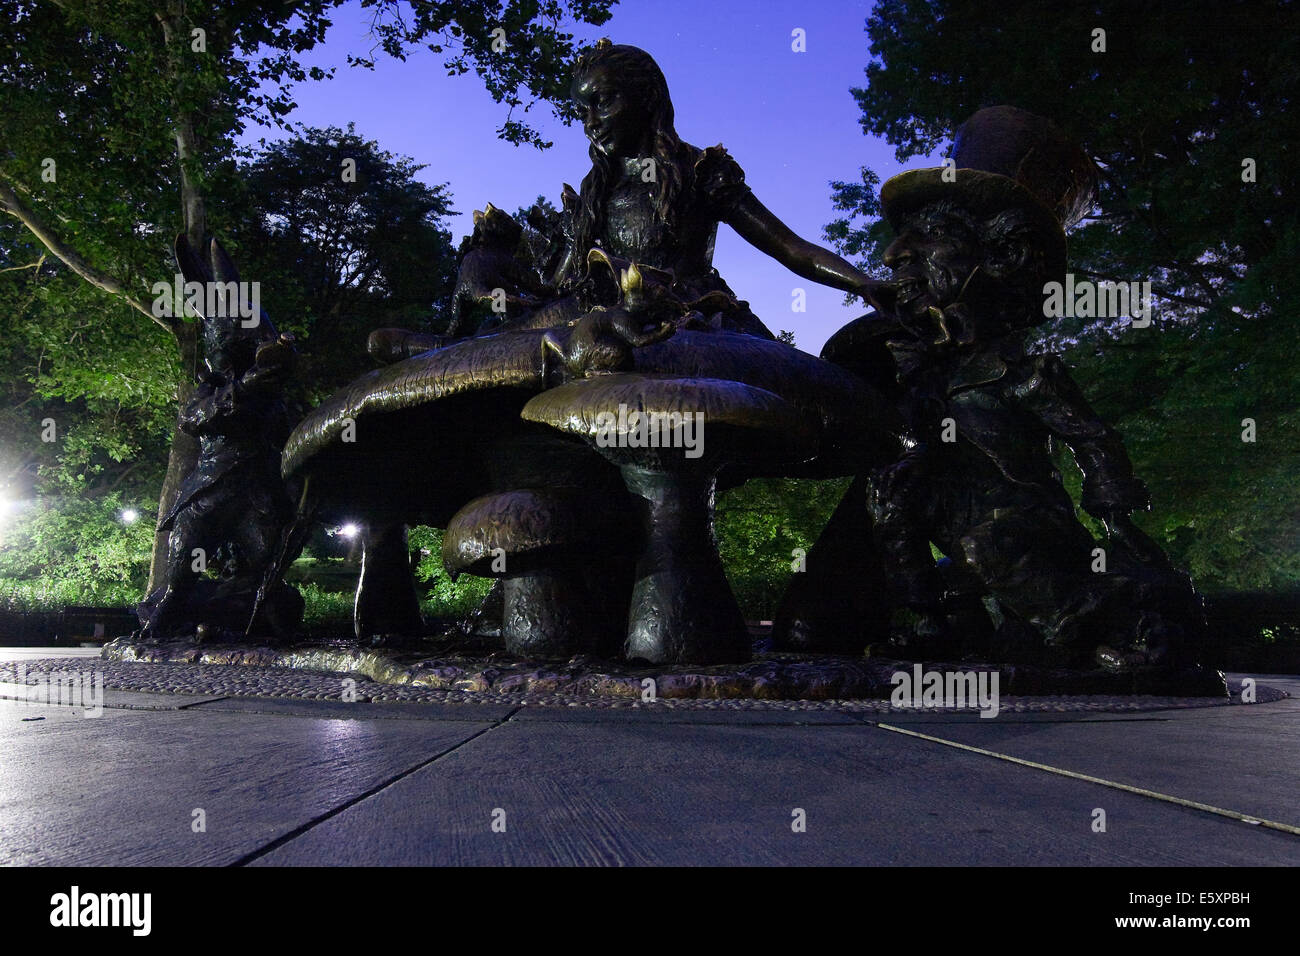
[509,705,866,724]
[191,697,864,725]
[2,649,1295,867]
[190,697,519,722]
[891,697,1300,831]
[0,681,225,711]
[250,719,1300,866]
[0,697,497,866]
[0,647,103,661]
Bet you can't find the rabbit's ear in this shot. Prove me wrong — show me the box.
[174,233,210,286]
[208,237,241,285]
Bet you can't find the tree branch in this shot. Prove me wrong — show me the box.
[0,258,45,275]
[0,181,174,332]
[1076,269,1213,311]
[156,4,207,251]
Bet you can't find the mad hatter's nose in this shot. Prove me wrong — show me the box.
[883,238,915,270]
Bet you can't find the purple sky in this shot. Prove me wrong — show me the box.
[242,0,943,353]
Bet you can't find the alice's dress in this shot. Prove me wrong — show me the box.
[549,143,775,340]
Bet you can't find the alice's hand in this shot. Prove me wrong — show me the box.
[857,276,898,315]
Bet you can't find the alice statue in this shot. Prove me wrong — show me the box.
[547,38,885,337]
[363,38,888,357]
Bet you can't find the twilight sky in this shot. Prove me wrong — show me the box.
[240,0,944,353]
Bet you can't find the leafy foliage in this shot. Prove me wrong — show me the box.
[407,525,494,615]
[356,0,618,148]
[825,0,1300,591]
[0,0,609,607]
[0,493,153,595]
[232,124,460,401]
[715,477,850,619]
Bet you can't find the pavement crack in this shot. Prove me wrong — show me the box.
[174,696,230,710]
[873,720,1300,838]
[228,705,523,866]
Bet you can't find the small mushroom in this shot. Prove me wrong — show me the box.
[442,488,614,658]
[522,373,815,664]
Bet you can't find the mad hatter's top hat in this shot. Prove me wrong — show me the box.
[879,106,1098,277]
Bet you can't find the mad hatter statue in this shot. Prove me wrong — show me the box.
[787,106,1218,689]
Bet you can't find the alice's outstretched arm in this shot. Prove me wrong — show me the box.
[725,191,887,303]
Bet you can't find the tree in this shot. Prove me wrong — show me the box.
[356,0,618,149]
[0,0,615,596]
[715,477,849,619]
[233,124,460,399]
[0,0,343,591]
[825,0,1300,591]
[513,195,564,283]
[0,243,176,507]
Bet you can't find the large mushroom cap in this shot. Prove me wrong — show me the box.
[283,330,550,479]
[631,330,900,472]
[442,488,597,578]
[282,325,901,526]
[280,330,556,526]
[520,373,816,472]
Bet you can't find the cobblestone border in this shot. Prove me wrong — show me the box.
[2,656,1282,714]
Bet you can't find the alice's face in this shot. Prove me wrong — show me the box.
[573,65,646,159]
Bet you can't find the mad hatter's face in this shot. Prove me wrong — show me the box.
[882,203,984,320]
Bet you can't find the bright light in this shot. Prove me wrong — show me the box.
[338,523,360,539]
[0,494,20,543]
[121,508,139,524]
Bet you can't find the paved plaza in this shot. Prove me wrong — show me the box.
[1,648,1295,866]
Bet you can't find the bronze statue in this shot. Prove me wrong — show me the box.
[553,39,886,336]
[450,203,553,337]
[261,52,1218,689]
[413,39,889,346]
[785,107,1214,686]
[280,39,900,663]
[136,235,303,643]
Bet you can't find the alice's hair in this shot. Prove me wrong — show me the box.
[566,41,692,287]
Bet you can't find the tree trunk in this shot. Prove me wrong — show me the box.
[146,318,200,595]
[146,1,207,596]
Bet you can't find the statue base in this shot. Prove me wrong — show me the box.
[101,632,1230,702]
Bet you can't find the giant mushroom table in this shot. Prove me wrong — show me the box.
[281,327,900,664]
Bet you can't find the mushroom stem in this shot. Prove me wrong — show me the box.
[354,523,423,640]
[502,566,602,658]
[620,467,751,664]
